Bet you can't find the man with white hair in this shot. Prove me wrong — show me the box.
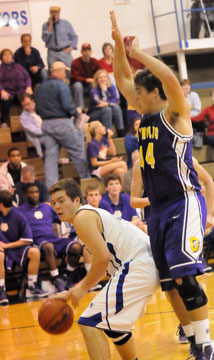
[42,6,78,69]
[35,61,90,188]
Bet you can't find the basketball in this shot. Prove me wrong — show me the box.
[38,298,74,335]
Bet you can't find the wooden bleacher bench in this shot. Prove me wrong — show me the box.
[10,115,24,133]
[25,157,45,181]
[192,145,214,163]
[0,128,12,144]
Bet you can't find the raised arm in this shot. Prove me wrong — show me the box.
[110,11,140,112]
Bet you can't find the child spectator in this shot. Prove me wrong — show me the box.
[85,121,127,186]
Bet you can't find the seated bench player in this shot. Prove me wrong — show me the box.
[18,183,83,292]
[100,174,145,230]
[0,190,49,304]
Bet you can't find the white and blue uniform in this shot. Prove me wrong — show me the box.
[138,110,206,291]
[78,205,159,333]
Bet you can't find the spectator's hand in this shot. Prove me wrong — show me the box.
[9,187,15,195]
[1,90,10,100]
[0,242,7,250]
[25,87,33,95]
[111,156,123,162]
[24,46,31,56]
[131,218,148,233]
[85,78,94,84]
[110,10,123,43]
[107,128,114,138]
[77,107,82,114]
[48,16,53,26]
[30,66,39,74]
[97,101,108,108]
[64,46,73,53]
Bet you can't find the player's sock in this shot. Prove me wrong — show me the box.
[28,274,37,287]
[50,269,59,277]
[85,263,91,272]
[67,264,75,272]
[191,319,211,344]
[0,279,5,287]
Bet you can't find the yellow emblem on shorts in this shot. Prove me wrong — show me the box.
[190,237,200,252]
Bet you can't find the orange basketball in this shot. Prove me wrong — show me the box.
[38,298,74,335]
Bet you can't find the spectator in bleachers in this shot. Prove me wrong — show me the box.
[86,121,127,186]
[99,43,114,74]
[192,88,214,147]
[88,69,124,136]
[20,94,44,158]
[19,183,83,291]
[180,79,201,116]
[35,61,90,188]
[70,43,100,110]
[14,34,47,88]
[100,174,146,230]
[0,148,26,197]
[123,117,141,193]
[0,190,49,304]
[42,6,78,70]
[0,49,32,127]
[15,165,49,205]
[125,117,141,169]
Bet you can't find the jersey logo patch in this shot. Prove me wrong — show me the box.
[190,236,200,252]
[0,223,8,232]
[34,210,43,219]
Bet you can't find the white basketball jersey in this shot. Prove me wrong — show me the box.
[77,205,152,276]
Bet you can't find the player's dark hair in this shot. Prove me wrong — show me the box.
[8,147,21,157]
[49,179,85,204]
[104,173,122,186]
[134,69,167,100]
[0,190,13,208]
[23,183,38,194]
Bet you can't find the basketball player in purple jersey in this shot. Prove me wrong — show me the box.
[110,10,214,360]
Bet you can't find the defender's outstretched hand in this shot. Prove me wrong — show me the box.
[110,10,123,42]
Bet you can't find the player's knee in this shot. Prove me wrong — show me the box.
[104,329,132,345]
[68,242,82,256]
[174,275,207,311]
[42,242,54,256]
[28,247,40,259]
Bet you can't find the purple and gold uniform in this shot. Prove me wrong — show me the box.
[0,207,33,269]
[18,203,78,256]
[138,110,206,290]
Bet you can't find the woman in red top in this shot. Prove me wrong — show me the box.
[192,89,214,147]
[98,42,114,74]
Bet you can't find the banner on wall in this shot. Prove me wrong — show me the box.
[0,0,31,37]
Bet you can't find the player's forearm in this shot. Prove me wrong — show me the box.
[4,240,31,249]
[130,196,150,209]
[79,259,108,292]
[130,47,175,84]
[113,40,133,85]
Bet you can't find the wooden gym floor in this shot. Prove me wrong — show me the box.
[0,272,214,360]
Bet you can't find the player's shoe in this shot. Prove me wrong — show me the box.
[187,343,214,360]
[176,324,189,344]
[88,283,102,292]
[51,276,67,293]
[25,283,49,298]
[0,286,9,305]
[66,271,76,288]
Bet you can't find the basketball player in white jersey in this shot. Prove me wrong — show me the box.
[49,178,159,360]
